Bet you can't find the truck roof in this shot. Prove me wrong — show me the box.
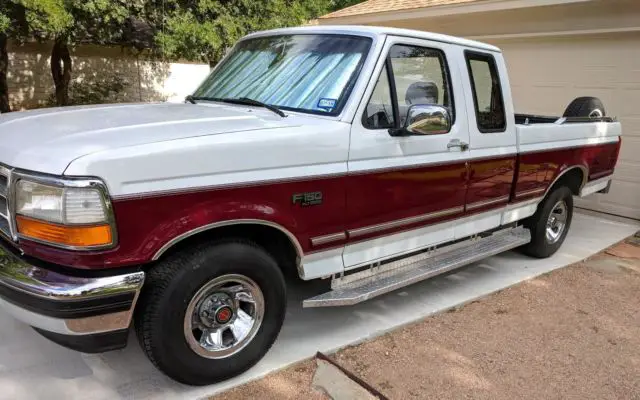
[243,25,501,53]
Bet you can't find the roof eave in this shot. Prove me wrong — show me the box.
[318,0,594,25]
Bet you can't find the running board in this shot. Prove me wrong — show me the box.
[303,226,531,308]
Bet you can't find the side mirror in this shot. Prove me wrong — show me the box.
[390,105,451,136]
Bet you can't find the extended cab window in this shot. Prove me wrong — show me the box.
[364,44,454,131]
[465,51,506,132]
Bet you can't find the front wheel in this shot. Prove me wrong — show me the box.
[135,240,286,385]
[521,186,573,258]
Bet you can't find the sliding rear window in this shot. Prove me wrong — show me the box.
[465,51,506,133]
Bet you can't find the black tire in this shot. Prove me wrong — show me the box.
[135,240,286,385]
[563,96,605,119]
[521,186,573,258]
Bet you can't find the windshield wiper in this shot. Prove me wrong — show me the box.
[185,95,221,104]
[184,95,287,118]
[216,97,287,118]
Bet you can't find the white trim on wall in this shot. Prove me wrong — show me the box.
[469,27,640,41]
[318,0,593,25]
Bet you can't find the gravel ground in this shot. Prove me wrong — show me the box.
[214,235,640,400]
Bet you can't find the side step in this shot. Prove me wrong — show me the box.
[303,226,531,308]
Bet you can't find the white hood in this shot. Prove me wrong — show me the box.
[0,102,297,174]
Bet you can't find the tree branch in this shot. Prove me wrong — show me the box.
[0,33,10,113]
[51,37,72,106]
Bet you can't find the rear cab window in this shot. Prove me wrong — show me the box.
[465,51,506,133]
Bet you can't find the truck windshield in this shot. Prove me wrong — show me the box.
[192,34,372,116]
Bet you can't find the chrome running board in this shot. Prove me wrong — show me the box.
[302,226,531,308]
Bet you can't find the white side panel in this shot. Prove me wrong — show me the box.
[580,176,611,197]
[343,223,456,269]
[501,199,539,224]
[66,116,351,197]
[347,36,472,172]
[340,201,541,270]
[453,213,502,239]
[301,248,345,280]
[460,51,519,155]
[517,122,621,153]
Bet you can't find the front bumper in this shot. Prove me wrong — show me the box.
[0,241,144,353]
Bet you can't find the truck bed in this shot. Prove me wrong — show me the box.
[516,119,622,154]
[515,113,616,125]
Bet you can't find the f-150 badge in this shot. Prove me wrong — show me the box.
[292,192,323,207]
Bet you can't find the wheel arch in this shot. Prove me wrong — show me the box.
[544,165,588,198]
[151,219,304,277]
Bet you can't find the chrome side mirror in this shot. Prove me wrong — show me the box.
[403,105,451,136]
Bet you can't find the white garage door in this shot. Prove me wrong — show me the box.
[490,33,640,220]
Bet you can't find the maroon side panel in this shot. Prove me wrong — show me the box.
[18,176,348,269]
[515,141,619,199]
[514,154,549,196]
[466,155,516,210]
[344,161,467,242]
[17,142,619,271]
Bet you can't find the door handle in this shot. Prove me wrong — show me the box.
[447,139,469,151]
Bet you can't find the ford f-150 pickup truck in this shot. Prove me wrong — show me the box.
[0,26,621,385]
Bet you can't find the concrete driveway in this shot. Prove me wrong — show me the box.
[0,211,637,399]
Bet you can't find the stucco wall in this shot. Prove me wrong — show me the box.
[321,0,640,39]
[6,41,211,110]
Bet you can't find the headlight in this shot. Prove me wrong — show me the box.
[16,181,64,223]
[15,178,115,249]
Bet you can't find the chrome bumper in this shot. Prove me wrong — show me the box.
[0,241,144,351]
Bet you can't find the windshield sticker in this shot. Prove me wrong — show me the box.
[317,98,337,112]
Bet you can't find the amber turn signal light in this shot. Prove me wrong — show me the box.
[16,215,113,248]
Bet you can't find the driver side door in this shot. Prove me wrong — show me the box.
[344,36,470,268]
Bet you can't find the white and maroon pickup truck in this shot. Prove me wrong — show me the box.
[0,26,621,384]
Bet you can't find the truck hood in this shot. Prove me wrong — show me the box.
[0,102,298,174]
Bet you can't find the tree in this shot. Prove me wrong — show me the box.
[1,17,10,113]
[330,0,365,11]
[0,0,364,112]
[0,0,73,112]
[50,1,140,106]
[1,0,151,110]
[152,0,350,66]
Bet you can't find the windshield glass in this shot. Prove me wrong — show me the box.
[193,34,372,115]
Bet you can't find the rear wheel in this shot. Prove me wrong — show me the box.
[135,240,286,385]
[521,186,574,258]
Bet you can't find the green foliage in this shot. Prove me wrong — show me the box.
[1,0,73,40]
[331,0,365,11]
[1,0,147,44]
[0,14,10,33]
[66,0,141,45]
[0,0,367,111]
[154,0,365,64]
[2,0,366,63]
[46,74,130,106]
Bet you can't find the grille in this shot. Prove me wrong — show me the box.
[0,166,12,239]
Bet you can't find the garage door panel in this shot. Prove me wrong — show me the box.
[575,181,640,220]
[618,136,640,164]
[613,162,640,184]
[511,86,569,114]
[493,33,640,219]
[620,91,640,119]
[619,117,640,137]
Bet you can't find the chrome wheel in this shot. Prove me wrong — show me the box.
[184,274,264,359]
[545,200,568,244]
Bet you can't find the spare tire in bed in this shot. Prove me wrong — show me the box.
[563,97,606,118]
